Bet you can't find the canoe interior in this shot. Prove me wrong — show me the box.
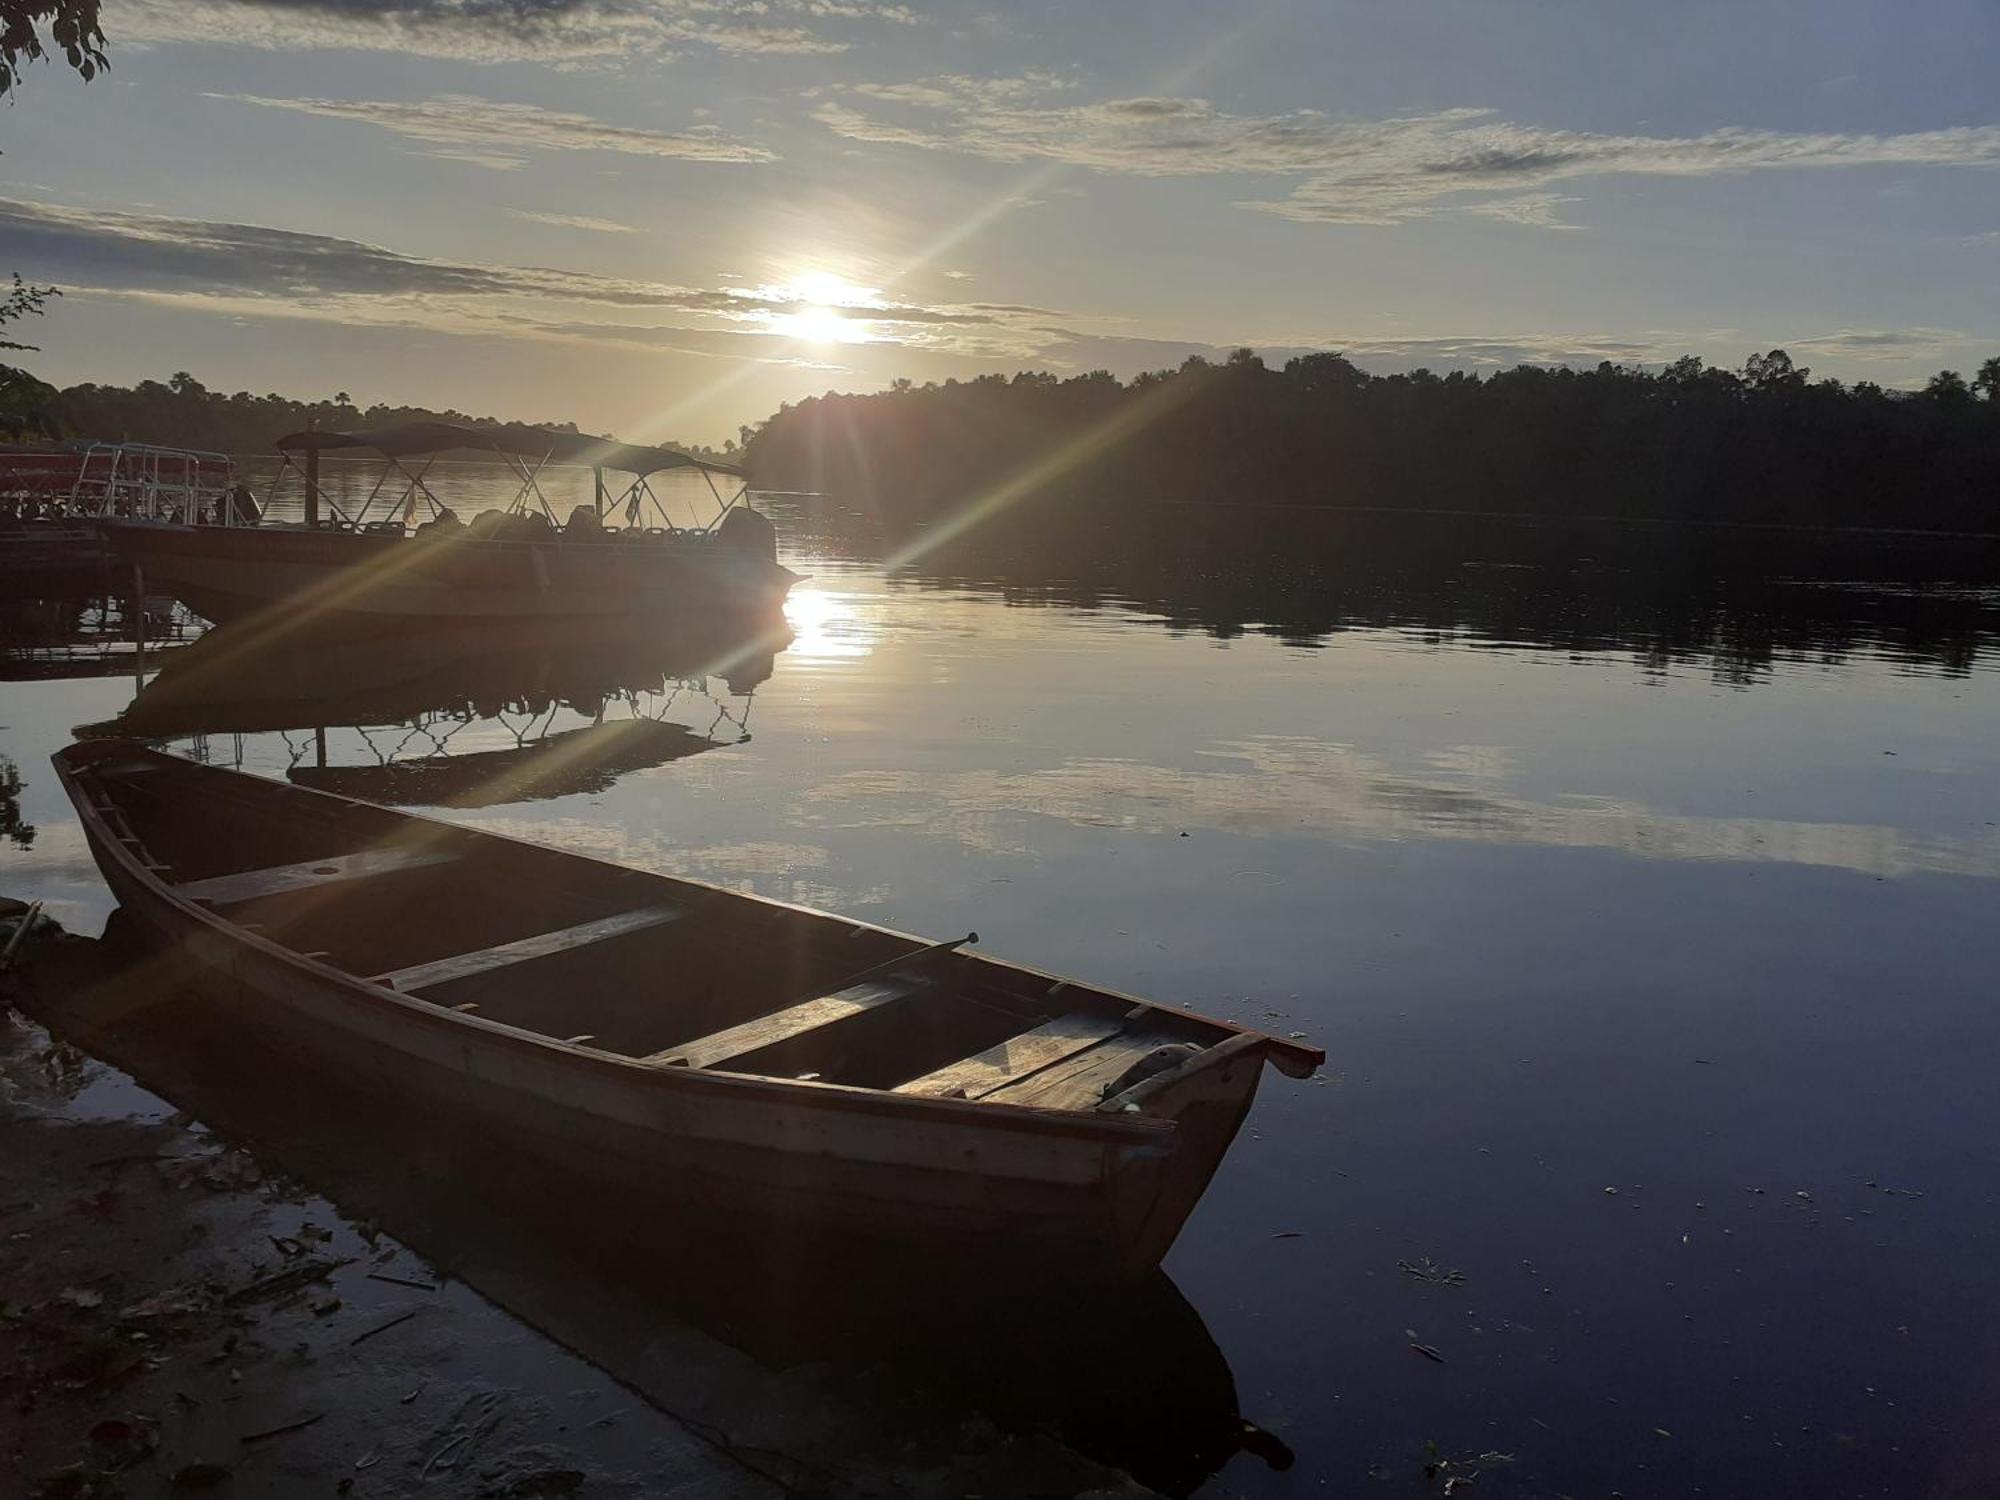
[65,744,1322,1110]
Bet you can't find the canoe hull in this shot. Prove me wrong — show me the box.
[61,750,1273,1269]
[99,520,796,625]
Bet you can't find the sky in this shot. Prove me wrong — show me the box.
[4,0,1999,444]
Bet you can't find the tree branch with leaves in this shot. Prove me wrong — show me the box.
[1,0,105,93]
[1,273,59,353]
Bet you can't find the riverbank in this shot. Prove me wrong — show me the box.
[0,1004,778,1499]
[2,923,1191,1498]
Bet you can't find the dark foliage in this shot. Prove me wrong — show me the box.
[745,348,2000,536]
[0,276,63,437]
[0,363,62,440]
[31,371,725,462]
[1,273,58,353]
[0,0,105,93]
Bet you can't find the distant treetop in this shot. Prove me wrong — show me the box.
[743,346,2000,536]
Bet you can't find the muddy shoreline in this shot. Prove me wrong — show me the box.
[4,924,1249,1497]
[0,1004,779,1499]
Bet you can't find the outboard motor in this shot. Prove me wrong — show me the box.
[716,502,778,560]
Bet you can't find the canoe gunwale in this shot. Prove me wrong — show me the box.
[53,743,1221,1145]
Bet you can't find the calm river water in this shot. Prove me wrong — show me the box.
[4,478,1999,1498]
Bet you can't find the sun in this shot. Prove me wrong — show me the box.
[772,304,862,345]
[763,269,880,345]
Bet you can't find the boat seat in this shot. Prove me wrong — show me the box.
[372,906,683,993]
[983,1029,1195,1112]
[892,1012,1128,1100]
[646,973,934,1072]
[174,846,459,905]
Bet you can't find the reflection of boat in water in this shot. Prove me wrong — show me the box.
[0,589,196,682]
[88,610,785,738]
[102,423,795,625]
[286,717,718,807]
[76,612,788,804]
[58,743,1321,1273]
[18,924,1282,1495]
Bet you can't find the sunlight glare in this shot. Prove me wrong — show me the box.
[771,304,867,345]
[761,269,881,346]
[783,587,873,660]
[783,270,874,306]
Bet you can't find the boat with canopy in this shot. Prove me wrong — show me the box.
[97,422,795,626]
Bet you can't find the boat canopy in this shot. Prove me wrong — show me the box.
[275,422,743,480]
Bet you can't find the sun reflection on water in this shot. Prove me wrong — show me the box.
[783,587,874,661]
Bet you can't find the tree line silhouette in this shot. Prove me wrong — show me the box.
[8,370,725,463]
[9,351,1999,535]
[744,349,2000,536]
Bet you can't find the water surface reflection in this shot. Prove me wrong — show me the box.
[3,509,1999,1496]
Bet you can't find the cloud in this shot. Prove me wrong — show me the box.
[508,210,638,233]
[815,76,2000,226]
[690,23,847,55]
[218,93,776,165]
[1021,328,1682,379]
[13,194,1967,396]
[1322,333,1663,367]
[1455,192,1584,229]
[113,0,673,65]
[0,196,720,307]
[111,0,913,65]
[0,196,1040,361]
[1783,327,1971,359]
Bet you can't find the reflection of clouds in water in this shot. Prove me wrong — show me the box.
[0,823,115,929]
[1421,744,1514,781]
[670,841,830,877]
[0,821,96,880]
[788,881,893,910]
[456,817,822,875]
[442,817,889,904]
[798,736,2000,881]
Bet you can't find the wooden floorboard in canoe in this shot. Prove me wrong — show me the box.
[373,906,683,992]
[648,974,931,1071]
[985,1030,1189,1111]
[174,846,459,905]
[893,1012,1127,1100]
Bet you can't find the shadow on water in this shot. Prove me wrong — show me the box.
[70,611,796,808]
[785,503,2000,682]
[18,926,1282,1497]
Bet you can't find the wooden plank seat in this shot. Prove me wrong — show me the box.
[372,906,683,993]
[893,1012,1128,1100]
[984,1029,1197,1112]
[646,973,935,1071]
[174,846,459,905]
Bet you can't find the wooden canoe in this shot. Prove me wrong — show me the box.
[54,741,1324,1270]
